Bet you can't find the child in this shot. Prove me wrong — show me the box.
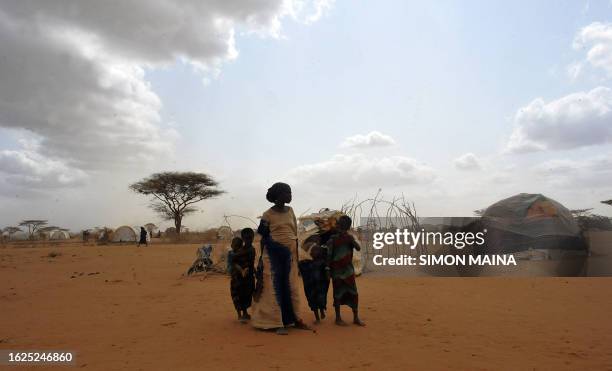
[230,231,256,322]
[327,215,365,326]
[298,233,331,323]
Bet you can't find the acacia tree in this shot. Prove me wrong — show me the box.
[19,220,48,239]
[130,172,225,237]
[2,226,22,238]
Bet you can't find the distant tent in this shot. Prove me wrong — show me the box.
[112,226,137,242]
[144,223,158,236]
[165,226,188,235]
[97,228,113,242]
[481,193,586,253]
[50,230,70,240]
[8,232,28,240]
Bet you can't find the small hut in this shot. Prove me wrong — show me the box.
[112,226,137,243]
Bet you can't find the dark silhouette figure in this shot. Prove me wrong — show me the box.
[138,227,148,247]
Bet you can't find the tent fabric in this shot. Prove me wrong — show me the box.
[3,231,27,240]
[50,230,70,240]
[481,193,584,252]
[144,223,158,234]
[112,226,137,242]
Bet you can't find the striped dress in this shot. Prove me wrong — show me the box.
[327,232,359,309]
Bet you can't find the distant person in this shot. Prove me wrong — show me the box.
[138,226,148,247]
[251,182,309,335]
[229,230,256,322]
[327,215,365,326]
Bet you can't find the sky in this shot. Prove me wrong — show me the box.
[1,0,612,232]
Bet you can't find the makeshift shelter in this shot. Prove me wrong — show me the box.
[50,230,70,240]
[144,223,158,236]
[298,209,363,276]
[94,228,113,242]
[165,226,188,236]
[112,226,137,242]
[7,231,28,240]
[481,193,586,254]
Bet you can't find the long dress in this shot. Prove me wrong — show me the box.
[251,207,301,329]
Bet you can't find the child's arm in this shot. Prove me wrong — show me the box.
[351,234,361,251]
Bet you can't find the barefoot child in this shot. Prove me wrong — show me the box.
[327,215,365,326]
[299,232,331,323]
[230,233,255,322]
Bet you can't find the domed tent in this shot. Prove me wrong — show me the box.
[164,226,188,236]
[112,226,137,243]
[9,231,28,240]
[481,193,586,254]
[88,227,112,241]
[50,230,70,240]
[144,223,158,236]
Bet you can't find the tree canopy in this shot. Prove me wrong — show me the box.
[18,220,48,239]
[130,172,225,236]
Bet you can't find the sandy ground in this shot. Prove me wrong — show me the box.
[1,242,612,370]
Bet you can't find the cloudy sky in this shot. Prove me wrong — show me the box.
[1,0,612,231]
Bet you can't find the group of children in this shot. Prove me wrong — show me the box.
[226,215,365,327]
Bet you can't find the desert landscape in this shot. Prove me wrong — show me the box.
[2,240,612,370]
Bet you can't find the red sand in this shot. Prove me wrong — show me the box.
[1,243,611,370]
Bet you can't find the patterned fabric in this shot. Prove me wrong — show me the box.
[328,232,359,309]
[230,246,255,311]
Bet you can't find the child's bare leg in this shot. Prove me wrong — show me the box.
[352,307,366,326]
[314,310,321,323]
[334,305,348,326]
[243,309,251,320]
[236,309,242,320]
[320,308,326,319]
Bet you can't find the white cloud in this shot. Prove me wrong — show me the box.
[340,131,396,148]
[0,148,88,189]
[288,153,436,188]
[0,1,332,190]
[506,87,612,153]
[573,22,612,77]
[453,153,482,171]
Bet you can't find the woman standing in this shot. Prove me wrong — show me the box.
[251,182,309,335]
